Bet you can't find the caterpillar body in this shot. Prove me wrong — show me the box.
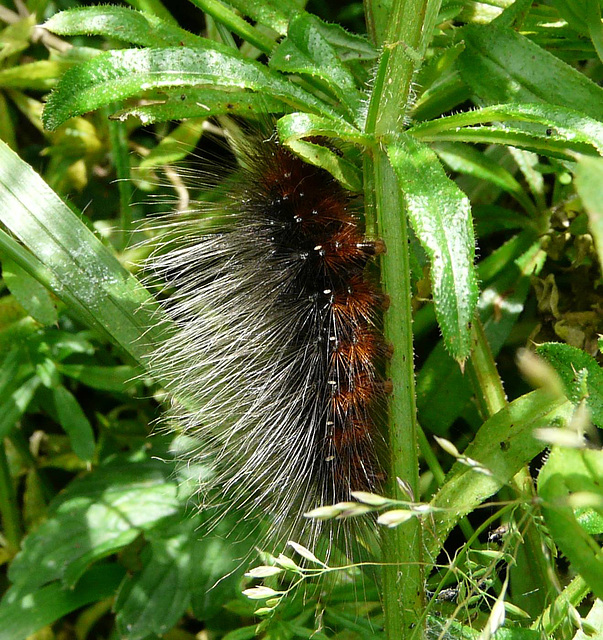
[148,128,388,549]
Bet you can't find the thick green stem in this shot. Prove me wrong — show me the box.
[372,150,423,637]
[364,1,440,635]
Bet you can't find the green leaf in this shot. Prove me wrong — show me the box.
[0,93,16,150]
[222,626,260,640]
[8,457,180,590]
[538,447,603,600]
[418,240,544,436]
[0,376,41,441]
[536,342,603,428]
[114,511,254,637]
[428,390,574,559]
[115,530,192,640]
[139,118,206,170]
[458,24,603,122]
[43,46,341,132]
[189,518,256,620]
[270,14,366,125]
[574,155,603,270]
[58,364,139,392]
[0,60,70,91]
[311,20,377,62]
[187,0,276,54]
[112,89,289,125]
[0,141,168,369]
[0,15,34,62]
[409,103,603,161]
[44,6,209,48]
[123,0,178,25]
[433,142,536,215]
[221,0,297,36]
[586,0,603,64]
[277,112,365,190]
[0,564,125,640]
[52,385,96,461]
[387,135,479,361]
[1,256,58,325]
[576,507,603,535]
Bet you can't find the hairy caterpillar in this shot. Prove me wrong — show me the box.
[147,124,388,550]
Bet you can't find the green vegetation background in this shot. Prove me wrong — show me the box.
[0,0,602,639]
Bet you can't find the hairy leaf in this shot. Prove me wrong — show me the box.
[43,46,343,131]
[44,6,208,47]
[387,135,479,361]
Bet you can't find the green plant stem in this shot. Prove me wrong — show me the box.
[467,317,506,417]
[0,440,21,555]
[363,0,438,635]
[419,502,517,635]
[106,106,133,251]
[372,151,423,638]
[126,0,179,25]
[531,574,591,635]
[418,425,475,541]
[188,0,274,54]
[467,317,555,617]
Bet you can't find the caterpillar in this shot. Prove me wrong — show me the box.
[147,124,388,550]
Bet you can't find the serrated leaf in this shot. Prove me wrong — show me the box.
[8,458,179,591]
[413,103,603,152]
[538,447,603,599]
[43,46,342,132]
[225,0,297,36]
[113,89,289,125]
[281,134,361,191]
[387,136,478,361]
[52,385,96,461]
[310,19,377,62]
[270,14,365,125]
[44,6,208,48]
[536,343,603,428]
[410,103,603,159]
[0,565,125,640]
[1,256,58,325]
[417,239,544,435]
[458,24,603,122]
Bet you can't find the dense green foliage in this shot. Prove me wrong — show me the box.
[0,0,602,638]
